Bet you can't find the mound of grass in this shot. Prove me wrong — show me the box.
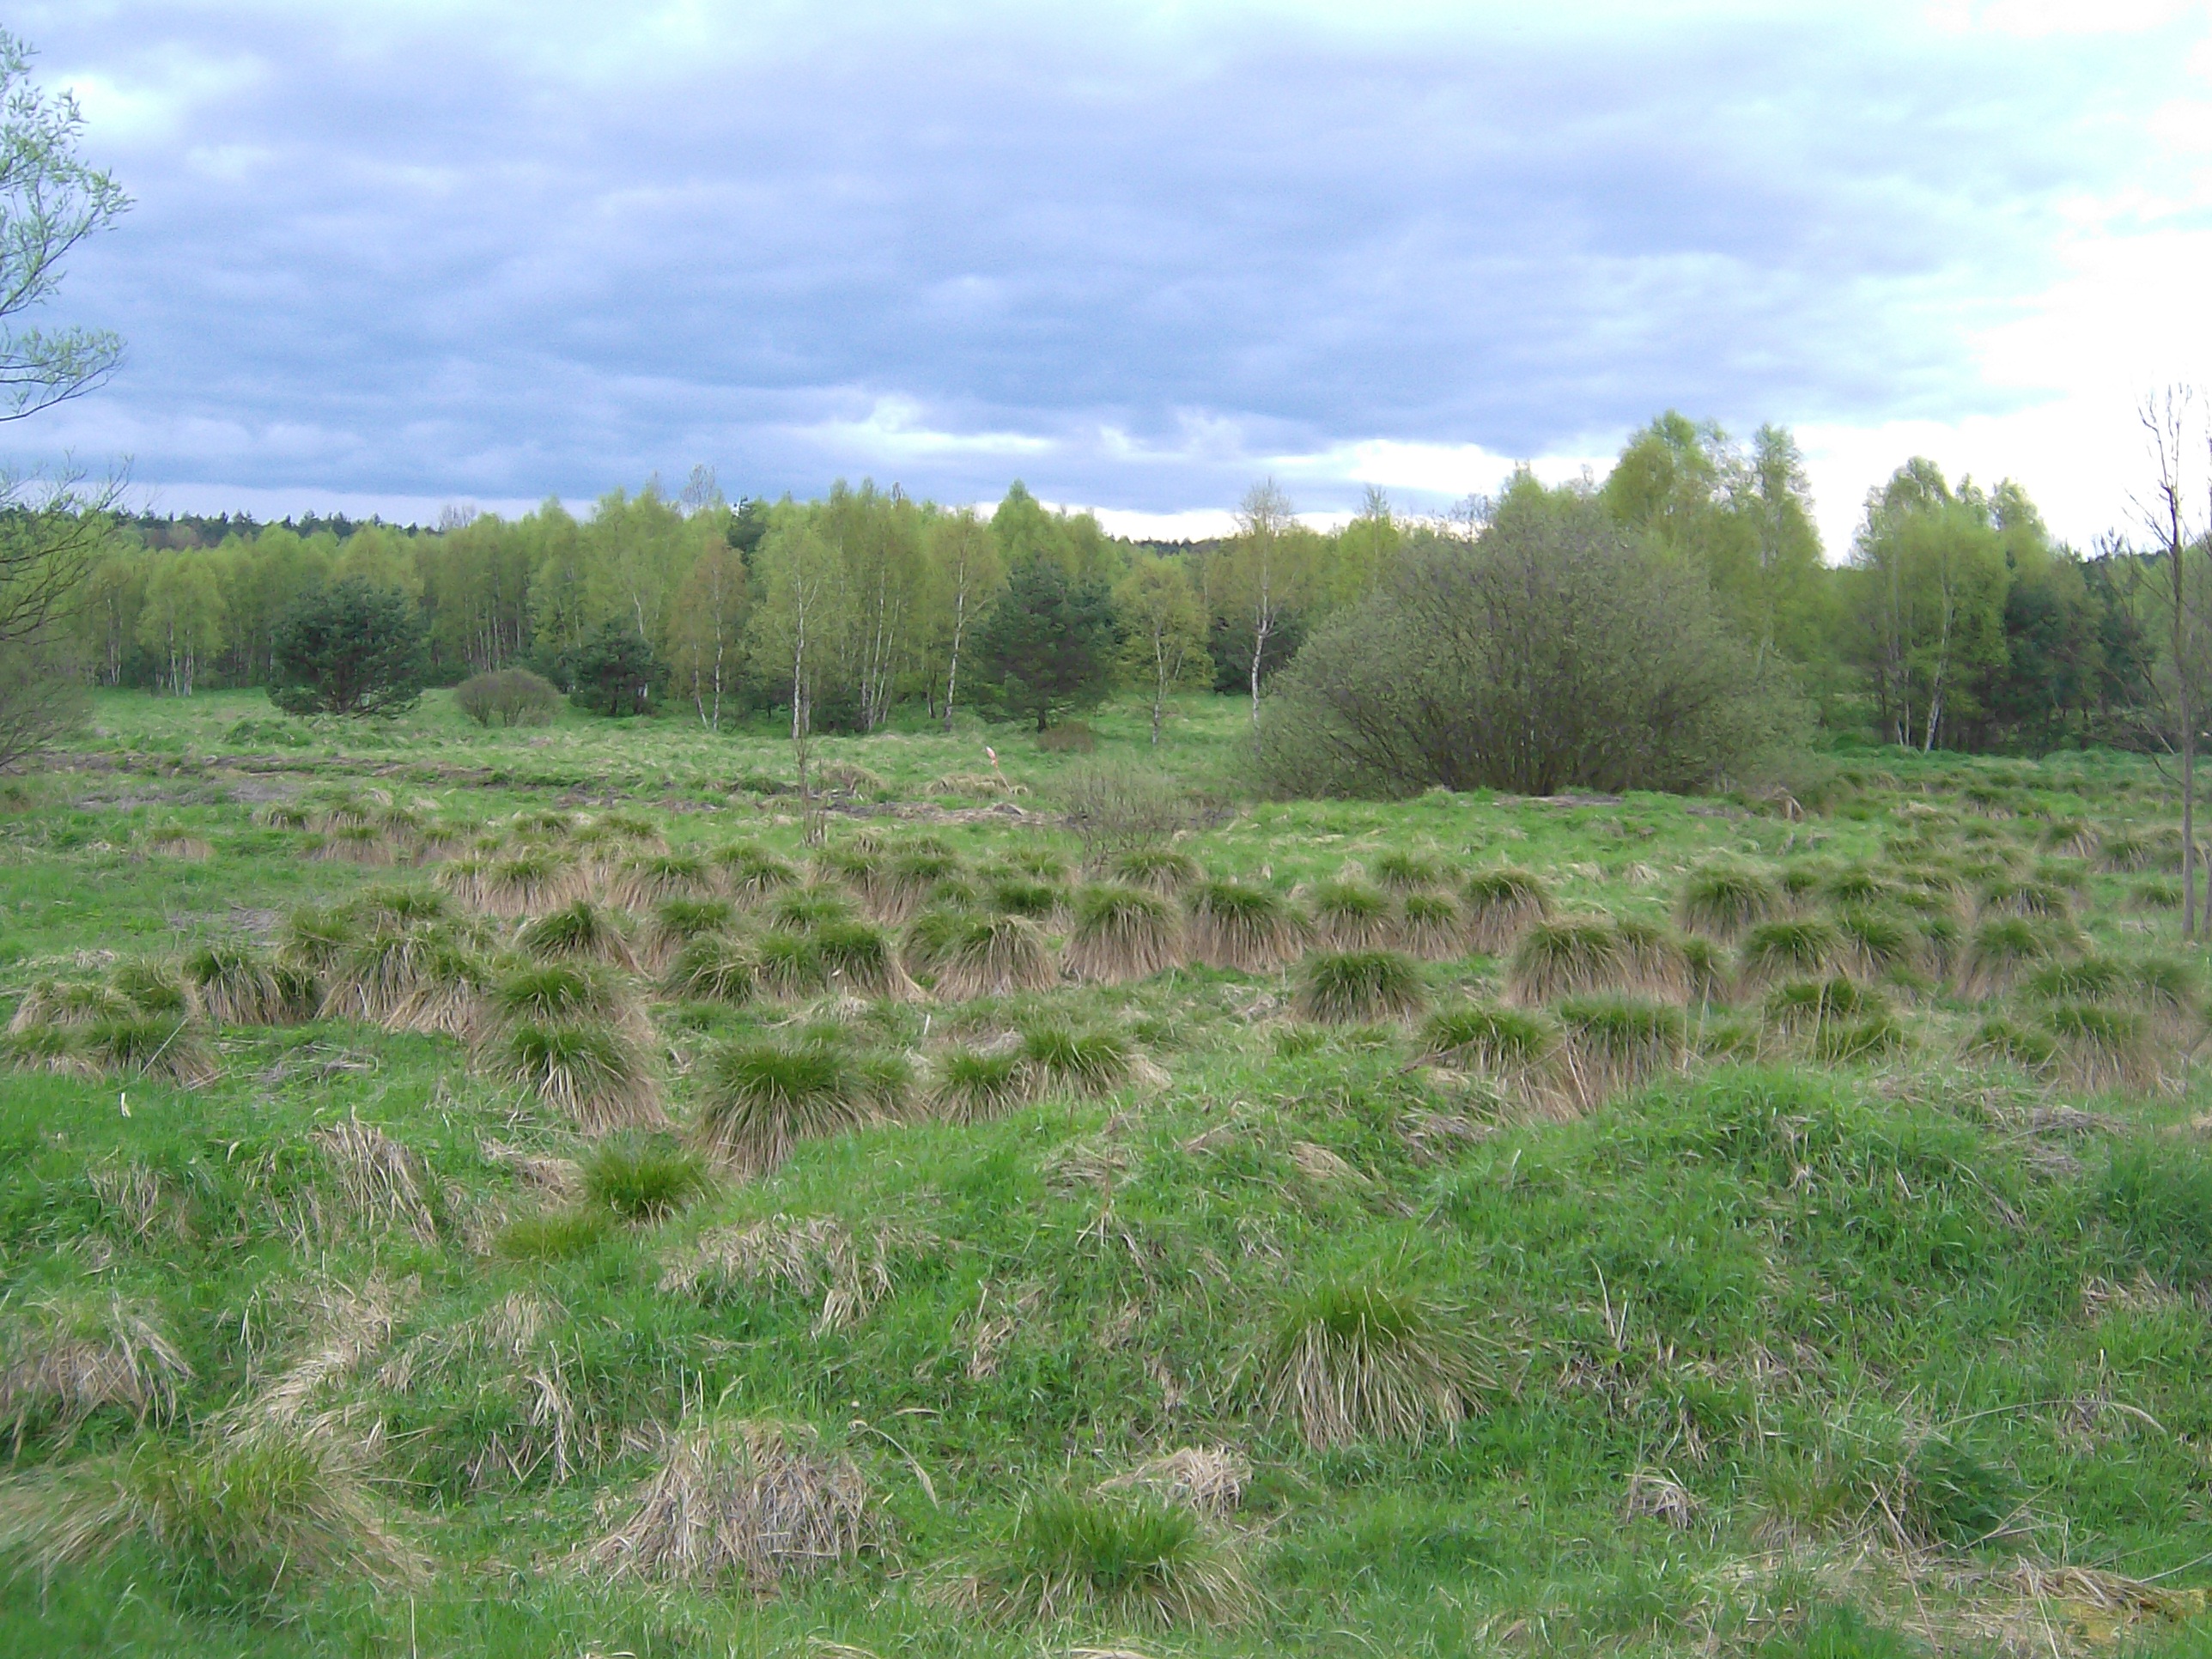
[977,1487,1255,1629]
[8,976,133,1033]
[711,843,800,903]
[493,1207,615,1261]
[1254,1279,1475,1449]
[695,1041,872,1174]
[477,849,581,917]
[985,875,1060,919]
[582,1135,712,1221]
[0,1420,422,1613]
[1957,915,2074,1000]
[928,1046,1034,1123]
[611,853,715,910]
[1740,917,1844,988]
[1833,907,1923,981]
[499,1020,663,1133]
[1555,998,1686,1104]
[1066,884,1185,983]
[1675,862,1782,941]
[812,919,918,1001]
[584,1416,870,1588]
[516,899,641,969]
[181,943,299,1027]
[2042,1002,2161,1094]
[1109,847,1203,894]
[1463,866,1553,953]
[80,1018,220,1089]
[1019,1024,1141,1097]
[0,1291,191,1442]
[1397,890,1467,960]
[663,933,759,1005]
[1311,880,1397,950]
[1507,917,1627,1004]
[1294,949,1427,1024]
[1186,879,1308,972]
[1370,849,1449,892]
[934,914,1058,1000]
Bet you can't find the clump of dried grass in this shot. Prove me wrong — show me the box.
[1100,1446,1251,1517]
[659,1214,920,1333]
[1462,867,1553,954]
[1184,880,1309,972]
[933,914,1059,1000]
[498,1022,665,1133]
[517,899,641,969]
[313,1116,440,1242]
[0,1291,191,1444]
[971,1487,1255,1630]
[580,1415,870,1588]
[1506,917,1630,1004]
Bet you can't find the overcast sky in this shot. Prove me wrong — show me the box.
[19,0,2212,551]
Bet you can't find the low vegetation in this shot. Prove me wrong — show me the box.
[1,689,2211,1659]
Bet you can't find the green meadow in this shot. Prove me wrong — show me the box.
[3,690,2212,1658]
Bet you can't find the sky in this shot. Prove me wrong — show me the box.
[16,0,2212,553]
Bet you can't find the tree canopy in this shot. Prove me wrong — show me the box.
[268,578,429,717]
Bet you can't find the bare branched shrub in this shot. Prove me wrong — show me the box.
[1058,757,1205,859]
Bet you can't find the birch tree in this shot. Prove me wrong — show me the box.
[921,507,1004,731]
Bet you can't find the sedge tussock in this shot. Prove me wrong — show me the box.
[477,850,583,917]
[253,1279,401,1429]
[659,1213,921,1333]
[1506,917,1630,1005]
[110,957,190,1018]
[499,1021,665,1133]
[986,875,1061,920]
[811,920,918,1001]
[516,899,641,969]
[2042,1002,2168,1094]
[663,933,760,1005]
[1369,850,1449,893]
[970,1487,1256,1630]
[182,943,303,1026]
[1738,917,1846,990]
[1253,1279,1477,1449]
[9,976,133,1033]
[81,1018,221,1089]
[1294,949,1427,1024]
[313,1115,440,1242]
[933,913,1059,1000]
[1833,906,1925,981]
[642,896,737,969]
[711,842,801,904]
[1958,916,2075,1000]
[1019,1024,1152,1098]
[1310,880,1398,950]
[1674,862,1781,942]
[1398,891,1467,961]
[2,1023,98,1078]
[279,906,352,978]
[1109,847,1202,895]
[1462,867,1553,954]
[488,961,650,1038]
[694,1041,873,1175]
[581,1416,869,1588]
[1066,884,1185,983]
[0,1417,426,1607]
[927,1045,1036,1123]
[1415,1004,1569,1116]
[139,829,214,862]
[1613,918,1691,1000]
[0,1291,191,1442]
[610,853,716,911]
[1555,997,1686,1108]
[1184,879,1309,972]
[378,936,492,1037]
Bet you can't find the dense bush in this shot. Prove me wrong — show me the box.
[453,666,559,728]
[1256,479,1807,797]
[568,620,660,717]
[267,579,429,717]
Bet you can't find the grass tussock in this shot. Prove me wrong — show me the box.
[973,1487,1255,1629]
[0,1291,191,1443]
[516,899,641,969]
[1506,917,1629,1004]
[499,1021,665,1133]
[581,1416,869,1588]
[1675,861,1783,941]
[1109,847,1203,895]
[1959,916,2075,1000]
[933,913,1058,1000]
[609,853,715,911]
[712,843,801,903]
[659,1213,915,1332]
[1310,880,1398,950]
[313,1115,441,1242]
[77,1017,222,1089]
[1293,949,1427,1024]
[1066,884,1184,983]
[182,943,309,1027]
[0,1418,424,1611]
[1555,997,1686,1106]
[1019,1024,1152,1098]
[581,1135,712,1221]
[663,933,759,1005]
[641,896,736,969]
[1463,867,1553,954]
[1185,879,1309,972]
[694,1040,875,1175]
[1739,917,1846,989]
[476,850,583,917]
[1416,1003,1567,1115]
[1254,1279,1476,1449]
[927,1045,1034,1123]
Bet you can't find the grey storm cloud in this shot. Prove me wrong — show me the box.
[14,2,2203,517]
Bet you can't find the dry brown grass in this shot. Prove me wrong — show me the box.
[0,1291,191,1443]
[580,1416,870,1588]
[313,1116,440,1242]
[659,1214,921,1334]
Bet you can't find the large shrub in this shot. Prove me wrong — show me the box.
[454,666,559,728]
[267,579,429,717]
[1255,479,1806,797]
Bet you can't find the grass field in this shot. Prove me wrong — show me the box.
[4,688,2212,1657]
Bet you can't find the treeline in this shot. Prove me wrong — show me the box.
[64,417,2169,755]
